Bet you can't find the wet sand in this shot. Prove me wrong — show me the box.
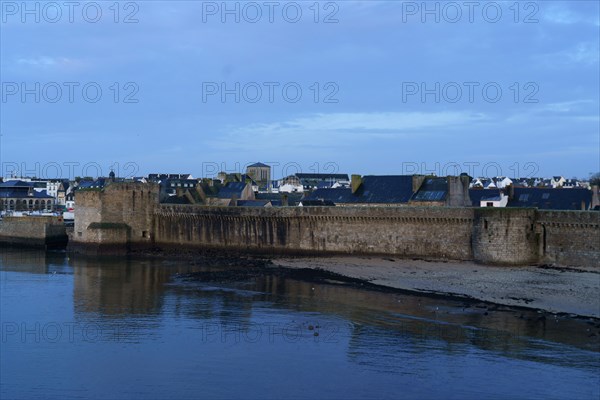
[273,257,600,318]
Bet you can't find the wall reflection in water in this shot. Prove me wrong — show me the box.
[2,248,599,371]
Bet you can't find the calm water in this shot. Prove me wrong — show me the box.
[1,249,599,400]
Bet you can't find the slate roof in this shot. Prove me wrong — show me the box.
[162,196,192,205]
[77,178,106,189]
[217,182,248,199]
[248,162,270,168]
[300,200,335,206]
[0,189,54,199]
[507,188,592,210]
[295,173,349,181]
[469,189,502,206]
[304,188,354,203]
[316,181,335,189]
[148,173,193,181]
[255,192,303,206]
[162,178,198,187]
[304,175,414,204]
[411,177,447,202]
[0,180,33,188]
[237,200,271,207]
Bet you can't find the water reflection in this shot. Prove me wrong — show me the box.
[1,249,599,399]
[3,249,598,355]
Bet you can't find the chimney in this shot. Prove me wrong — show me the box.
[412,175,426,193]
[460,174,471,206]
[592,185,599,209]
[351,175,362,194]
[507,184,515,200]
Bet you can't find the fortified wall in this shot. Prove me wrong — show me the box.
[154,205,475,260]
[70,183,600,267]
[0,216,68,248]
[72,182,159,254]
[536,211,600,267]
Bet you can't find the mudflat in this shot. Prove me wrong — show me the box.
[274,257,600,318]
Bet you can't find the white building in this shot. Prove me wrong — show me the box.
[480,193,508,208]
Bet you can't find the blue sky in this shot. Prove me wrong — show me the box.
[1,0,598,179]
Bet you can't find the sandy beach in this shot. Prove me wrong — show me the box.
[273,257,600,318]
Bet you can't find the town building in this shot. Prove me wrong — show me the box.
[0,180,55,213]
[246,163,271,192]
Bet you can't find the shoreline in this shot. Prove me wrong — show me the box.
[271,256,600,319]
[12,244,600,319]
[134,247,600,319]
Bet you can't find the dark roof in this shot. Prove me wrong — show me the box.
[162,178,198,186]
[305,175,414,204]
[304,188,354,203]
[0,180,33,188]
[147,174,193,181]
[0,189,54,199]
[316,181,335,189]
[256,193,304,200]
[411,177,447,202]
[248,162,270,168]
[508,188,592,210]
[300,200,335,206]
[77,178,106,189]
[295,173,349,180]
[469,189,502,206]
[254,193,282,201]
[359,175,414,203]
[237,200,271,207]
[162,196,192,205]
[217,182,248,199]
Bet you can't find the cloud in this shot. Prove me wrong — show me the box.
[543,4,600,26]
[563,43,600,65]
[15,56,85,70]
[232,111,487,134]
[504,99,599,125]
[206,111,489,152]
[538,100,596,113]
[535,42,600,67]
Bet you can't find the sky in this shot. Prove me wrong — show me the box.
[0,0,598,180]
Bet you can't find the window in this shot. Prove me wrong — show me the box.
[486,202,494,207]
[519,194,529,202]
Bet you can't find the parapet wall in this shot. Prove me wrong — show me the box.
[537,211,600,267]
[154,205,475,260]
[0,216,68,248]
[472,208,539,265]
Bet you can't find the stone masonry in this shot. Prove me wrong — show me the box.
[70,182,600,268]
